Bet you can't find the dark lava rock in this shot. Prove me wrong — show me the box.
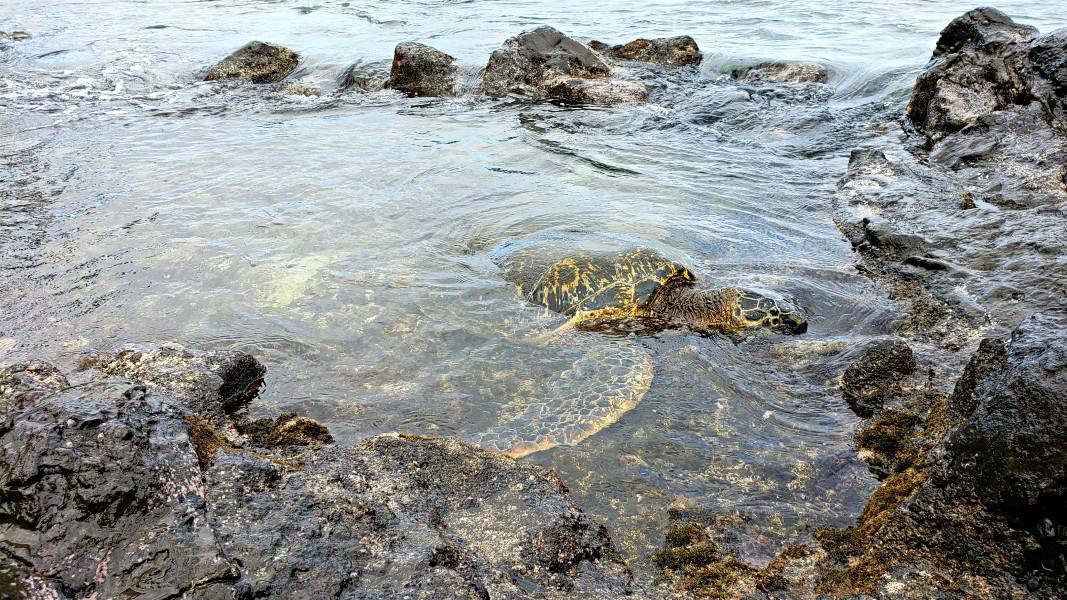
[587,40,611,53]
[856,215,929,261]
[603,36,702,67]
[483,26,645,105]
[1026,29,1067,123]
[0,379,236,598]
[0,346,632,599]
[388,41,457,97]
[907,7,1066,143]
[204,41,299,84]
[206,437,631,598]
[731,61,830,84]
[946,310,1067,510]
[689,314,1067,598]
[841,340,916,417]
[931,6,1037,58]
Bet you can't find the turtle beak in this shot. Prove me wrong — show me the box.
[773,299,808,335]
[779,313,808,334]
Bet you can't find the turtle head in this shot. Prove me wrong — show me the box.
[729,289,808,334]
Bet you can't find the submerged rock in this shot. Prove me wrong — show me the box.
[657,313,1067,598]
[388,41,457,97]
[841,340,916,418]
[339,59,389,92]
[544,77,648,105]
[0,31,31,42]
[0,345,632,598]
[483,26,645,105]
[283,83,320,97]
[204,41,299,84]
[598,36,702,66]
[732,61,830,84]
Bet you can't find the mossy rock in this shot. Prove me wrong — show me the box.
[237,412,333,449]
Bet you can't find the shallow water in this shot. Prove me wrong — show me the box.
[2,0,1062,576]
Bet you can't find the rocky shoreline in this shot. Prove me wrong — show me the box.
[647,8,1066,599]
[1,345,633,598]
[2,7,1065,600]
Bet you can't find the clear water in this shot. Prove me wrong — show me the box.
[2,0,1062,575]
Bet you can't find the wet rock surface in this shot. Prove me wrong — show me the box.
[593,36,702,67]
[544,77,648,106]
[947,310,1067,510]
[907,8,1067,206]
[482,26,645,105]
[204,41,299,84]
[731,61,830,84]
[0,361,69,412]
[653,8,1067,599]
[654,314,1067,598]
[840,340,916,418]
[388,42,457,97]
[0,346,632,599]
[339,59,390,92]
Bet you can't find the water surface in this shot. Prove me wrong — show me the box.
[2,0,1062,576]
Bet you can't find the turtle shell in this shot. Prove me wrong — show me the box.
[500,247,696,316]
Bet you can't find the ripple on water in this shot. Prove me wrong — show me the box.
[3,0,1063,571]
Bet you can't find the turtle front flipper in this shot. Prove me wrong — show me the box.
[467,339,653,458]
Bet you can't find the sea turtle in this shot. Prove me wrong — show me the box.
[466,244,807,458]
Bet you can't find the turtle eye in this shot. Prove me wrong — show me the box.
[733,306,742,318]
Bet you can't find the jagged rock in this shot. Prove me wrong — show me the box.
[1027,29,1067,122]
[841,340,916,417]
[206,436,631,598]
[732,61,829,84]
[388,42,457,97]
[599,36,702,66]
[483,26,609,97]
[204,41,299,84]
[0,380,236,598]
[483,26,644,105]
[906,8,1061,142]
[947,310,1067,509]
[0,347,632,599]
[906,8,1067,206]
